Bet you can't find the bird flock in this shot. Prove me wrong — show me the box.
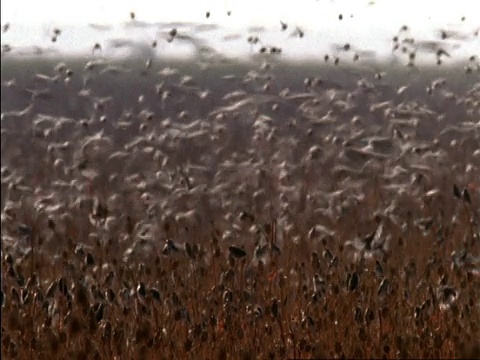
[1,8,480,360]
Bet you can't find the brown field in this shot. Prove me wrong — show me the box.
[1,54,480,359]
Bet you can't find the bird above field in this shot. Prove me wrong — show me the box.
[412,40,459,55]
[290,27,305,38]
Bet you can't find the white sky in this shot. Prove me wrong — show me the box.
[1,0,478,61]
[1,0,478,28]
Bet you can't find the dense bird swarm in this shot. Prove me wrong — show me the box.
[1,12,480,360]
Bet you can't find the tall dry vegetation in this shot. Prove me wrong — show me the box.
[2,178,479,359]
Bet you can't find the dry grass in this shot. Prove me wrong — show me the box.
[1,55,480,359]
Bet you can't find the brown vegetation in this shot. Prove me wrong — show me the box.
[1,54,480,359]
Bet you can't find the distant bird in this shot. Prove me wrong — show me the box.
[291,27,304,38]
[168,28,177,42]
[436,48,451,58]
[17,224,33,237]
[462,188,471,204]
[348,271,359,291]
[453,184,461,199]
[229,245,247,259]
[375,260,384,279]
[92,43,102,54]
[377,278,391,296]
[162,239,179,256]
